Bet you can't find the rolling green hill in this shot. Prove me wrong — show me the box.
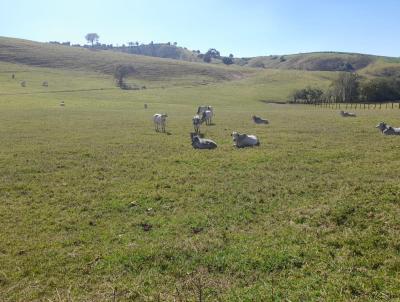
[241,52,400,74]
[3,37,400,78]
[0,37,250,83]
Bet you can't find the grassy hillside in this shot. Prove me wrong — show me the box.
[0,60,399,301]
[0,37,249,83]
[241,52,400,75]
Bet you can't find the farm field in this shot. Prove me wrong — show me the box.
[0,59,400,301]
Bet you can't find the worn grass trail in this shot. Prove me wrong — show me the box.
[0,64,399,301]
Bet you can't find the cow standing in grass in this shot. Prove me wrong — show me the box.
[153,113,168,132]
[201,110,213,125]
[192,115,202,133]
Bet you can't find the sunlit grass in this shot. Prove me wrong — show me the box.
[0,61,399,301]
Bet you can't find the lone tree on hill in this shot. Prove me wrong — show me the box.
[114,65,136,89]
[85,33,99,46]
[203,48,220,63]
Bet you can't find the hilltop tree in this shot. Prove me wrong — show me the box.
[114,65,136,89]
[85,33,99,46]
[203,48,221,63]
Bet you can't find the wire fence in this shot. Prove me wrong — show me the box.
[307,102,400,110]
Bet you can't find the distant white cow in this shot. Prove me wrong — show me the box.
[340,110,356,117]
[201,110,213,125]
[376,121,400,135]
[197,105,213,115]
[191,133,217,149]
[252,115,269,124]
[153,113,168,132]
[231,131,260,148]
[60,101,65,107]
[192,115,202,133]
[20,81,26,87]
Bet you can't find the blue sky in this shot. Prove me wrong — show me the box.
[1,0,399,57]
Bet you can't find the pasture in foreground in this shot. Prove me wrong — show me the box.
[0,62,399,301]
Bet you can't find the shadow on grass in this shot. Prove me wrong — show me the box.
[259,100,287,105]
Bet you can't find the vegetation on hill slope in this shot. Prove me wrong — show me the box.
[0,37,249,82]
[242,52,377,71]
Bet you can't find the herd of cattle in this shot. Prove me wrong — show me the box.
[152,105,263,149]
[151,106,400,150]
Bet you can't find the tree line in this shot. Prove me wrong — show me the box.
[49,33,235,65]
[291,73,400,103]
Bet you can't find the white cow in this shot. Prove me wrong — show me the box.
[252,115,269,124]
[231,131,260,148]
[201,110,213,125]
[376,121,400,135]
[192,115,202,133]
[197,105,213,115]
[153,113,168,132]
[191,134,217,149]
[340,110,356,117]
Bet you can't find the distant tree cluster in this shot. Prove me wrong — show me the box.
[222,54,234,65]
[48,33,236,65]
[360,77,400,102]
[291,71,400,104]
[291,87,324,103]
[200,48,221,63]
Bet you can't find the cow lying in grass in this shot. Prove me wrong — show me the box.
[153,113,168,132]
[190,133,217,149]
[340,110,356,117]
[376,121,400,135]
[231,131,260,148]
[252,115,269,124]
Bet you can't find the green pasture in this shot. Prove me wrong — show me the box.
[0,62,399,301]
